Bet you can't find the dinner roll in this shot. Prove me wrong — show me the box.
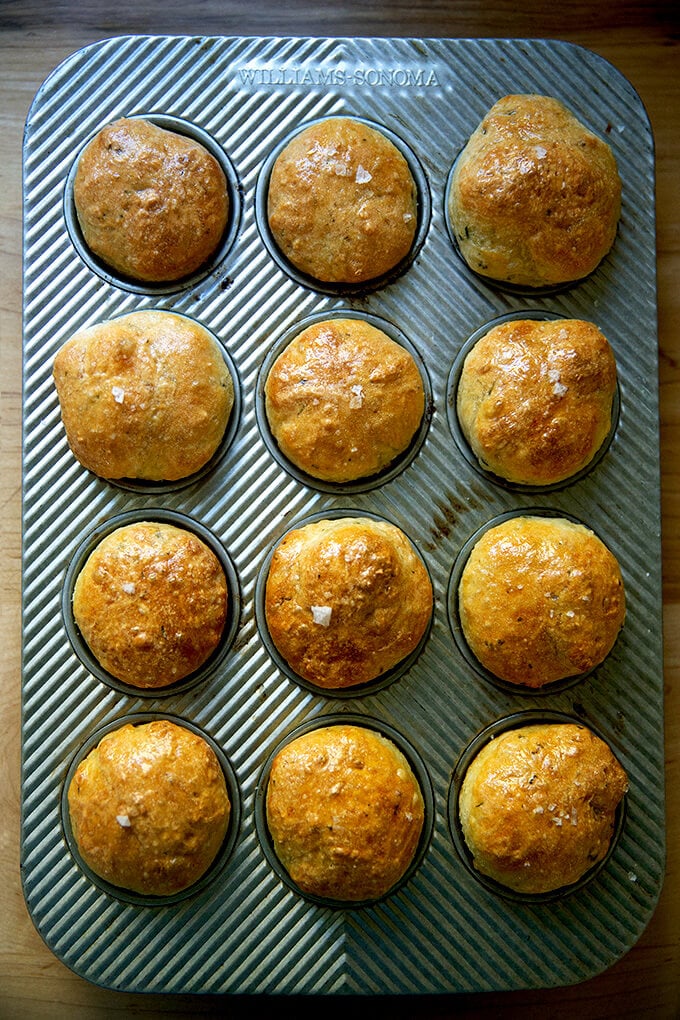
[458,722,628,894]
[458,515,625,687]
[267,117,417,284]
[73,117,229,282]
[264,517,432,689]
[448,94,621,287]
[72,520,228,689]
[68,719,231,896]
[264,317,425,482]
[53,310,234,482]
[266,723,424,901]
[456,318,617,485]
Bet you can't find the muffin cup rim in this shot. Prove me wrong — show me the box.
[447,708,628,904]
[60,710,242,907]
[61,508,241,698]
[447,507,625,695]
[63,111,243,295]
[254,507,434,699]
[254,710,436,909]
[445,308,621,494]
[254,113,432,296]
[255,307,433,494]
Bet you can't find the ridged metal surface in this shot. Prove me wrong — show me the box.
[21,36,663,995]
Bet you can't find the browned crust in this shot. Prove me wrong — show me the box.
[264,318,425,482]
[74,117,229,282]
[68,720,231,896]
[264,517,432,688]
[458,516,625,687]
[53,310,234,481]
[448,95,621,287]
[72,521,227,688]
[456,318,617,485]
[458,723,628,894]
[267,117,417,283]
[266,724,424,901]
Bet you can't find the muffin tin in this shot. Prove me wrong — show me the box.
[21,35,663,995]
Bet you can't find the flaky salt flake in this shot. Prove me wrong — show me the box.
[311,605,332,627]
[355,164,372,184]
[116,814,131,828]
[122,582,136,595]
[349,384,365,409]
[112,386,125,404]
[547,368,568,398]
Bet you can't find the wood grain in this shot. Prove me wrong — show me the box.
[1,2,678,1017]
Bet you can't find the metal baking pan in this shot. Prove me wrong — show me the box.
[21,35,663,995]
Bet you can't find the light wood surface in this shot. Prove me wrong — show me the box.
[1,2,678,1017]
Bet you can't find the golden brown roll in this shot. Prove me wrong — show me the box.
[456,318,617,485]
[68,719,231,896]
[73,117,229,282]
[448,95,621,287]
[266,723,424,901]
[264,318,425,482]
[264,517,432,689]
[53,310,234,481]
[458,722,628,894]
[267,117,417,284]
[72,520,227,688]
[458,516,625,687]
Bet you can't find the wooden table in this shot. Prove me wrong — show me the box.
[1,2,678,1017]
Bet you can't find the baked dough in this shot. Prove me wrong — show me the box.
[267,117,417,284]
[264,516,432,688]
[458,515,625,687]
[68,719,231,896]
[72,520,228,688]
[73,117,229,282]
[266,723,424,901]
[458,722,628,894]
[456,318,617,485]
[53,310,234,482]
[264,317,425,482]
[448,95,621,287]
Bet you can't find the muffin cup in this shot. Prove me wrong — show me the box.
[64,113,242,295]
[254,712,435,908]
[445,310,621,494]
[62,508,241,698]
[447,709,628,904]
[61,711,241,906]
[254,508,434,698]
[255,309,433,494]
[447,508,622,696]
[70,311,242,496]
[255,115,431,296]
